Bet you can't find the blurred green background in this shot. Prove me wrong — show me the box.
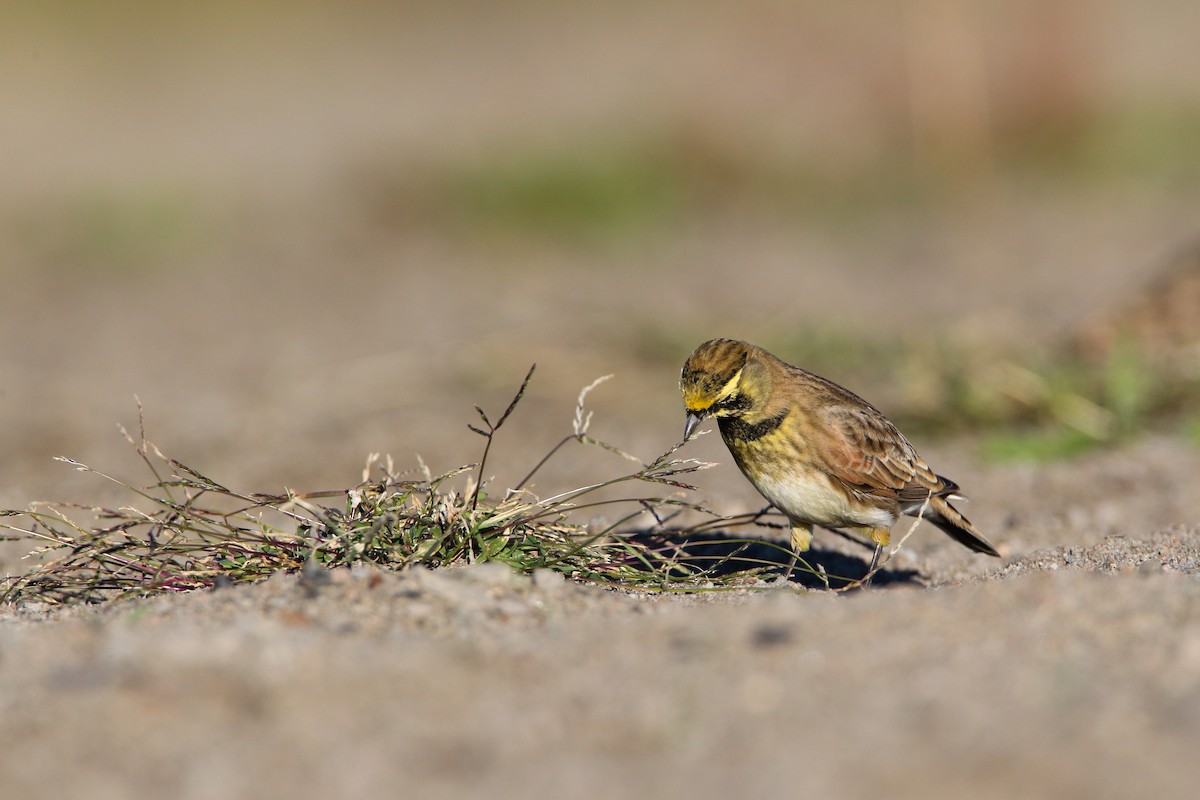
[2,0,1199,505]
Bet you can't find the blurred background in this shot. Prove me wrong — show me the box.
[2,0,1198,516]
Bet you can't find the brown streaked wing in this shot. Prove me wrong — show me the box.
[815,404,927,500]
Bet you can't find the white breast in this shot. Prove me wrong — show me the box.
[752,470,896,530]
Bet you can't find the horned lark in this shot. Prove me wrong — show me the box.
[680,338,999,582]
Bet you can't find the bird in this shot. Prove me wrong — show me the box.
[679,338,999,584]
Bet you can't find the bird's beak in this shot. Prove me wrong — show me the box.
[683,411,704,441]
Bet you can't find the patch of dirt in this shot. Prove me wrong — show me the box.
[2,527,1198,799]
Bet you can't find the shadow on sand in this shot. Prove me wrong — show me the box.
[623,529,923,590]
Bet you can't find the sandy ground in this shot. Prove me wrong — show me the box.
[2,513,1199,800]
[3,4,1200,799]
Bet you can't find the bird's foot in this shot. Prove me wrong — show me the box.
[860,544,883,587]
[773,551,800,586]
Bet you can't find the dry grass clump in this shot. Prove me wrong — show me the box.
[2,367,858,606]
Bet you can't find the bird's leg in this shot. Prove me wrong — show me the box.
[861,527,891,587]
[865,544,882,583]
[779,550,799,585]
[776,522,813,585]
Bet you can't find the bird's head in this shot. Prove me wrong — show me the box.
[679,338,768,439]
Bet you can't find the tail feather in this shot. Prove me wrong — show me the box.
[905,492,1000,557]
